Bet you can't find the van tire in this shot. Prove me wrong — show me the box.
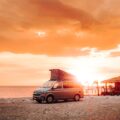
[46,95,54,103]
[74,94,80,101]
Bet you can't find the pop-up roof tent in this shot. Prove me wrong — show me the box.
[49,69,76,81]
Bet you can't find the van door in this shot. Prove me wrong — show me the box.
[52,82,63,100]
[63,81,75,99]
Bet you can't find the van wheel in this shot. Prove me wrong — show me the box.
[74,94,80,101]
[46,95,54,103]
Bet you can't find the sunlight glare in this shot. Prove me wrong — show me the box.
[69,69,105,86]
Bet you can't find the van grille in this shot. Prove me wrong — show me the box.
[33,93,40,96]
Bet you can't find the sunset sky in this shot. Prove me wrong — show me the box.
[0,0,120,86]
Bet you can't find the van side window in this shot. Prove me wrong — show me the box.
[63,82,74,88]
[74,83,81,88]
[63,81,81,88]
[63,82,69,88]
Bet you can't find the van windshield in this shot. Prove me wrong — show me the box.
[42,81,56,88]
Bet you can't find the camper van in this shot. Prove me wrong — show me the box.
[33,80,84,103]
[33,69,84,103]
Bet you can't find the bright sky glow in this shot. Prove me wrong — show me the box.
[0,0,120,86]
[36,31,46,37]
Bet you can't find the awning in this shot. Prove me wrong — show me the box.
[102,76,120,83]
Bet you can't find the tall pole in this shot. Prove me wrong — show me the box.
[96,80,100,96]
[105,82,107,93]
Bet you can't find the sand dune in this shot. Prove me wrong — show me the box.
[0,96,120,120]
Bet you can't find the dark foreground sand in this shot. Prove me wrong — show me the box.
[0,96,120,120]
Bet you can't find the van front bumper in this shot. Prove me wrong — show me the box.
[33,93,46,101]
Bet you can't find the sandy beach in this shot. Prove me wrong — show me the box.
[0,96,120,120]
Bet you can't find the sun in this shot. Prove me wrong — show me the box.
[68,68,105,86]
[66,57,107,86]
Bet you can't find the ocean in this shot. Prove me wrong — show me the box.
[0,86,102,98]
[0,86,38,98]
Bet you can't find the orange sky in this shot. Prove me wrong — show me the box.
[0,0,120,86]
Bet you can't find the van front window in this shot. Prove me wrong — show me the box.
[42,81,56,88]
[53,82,62,89]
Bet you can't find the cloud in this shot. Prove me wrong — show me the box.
[0,0,120,86]
[0,52,120,85]
[60,0,120,18]
[110,52,120,57]
[0,0,120,56]
[0,0,97,30]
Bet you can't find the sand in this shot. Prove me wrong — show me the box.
[0,96,120,120]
